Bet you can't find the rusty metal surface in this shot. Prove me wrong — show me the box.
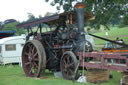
[78,52,128,71]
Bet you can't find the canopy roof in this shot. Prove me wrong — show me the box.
[16,11,94,28]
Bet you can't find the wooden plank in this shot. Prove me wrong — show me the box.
[86,68,110,84]
[121,71,128,85]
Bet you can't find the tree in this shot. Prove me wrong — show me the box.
[45,0,128,29]
[4,19,17,24]
[119,16,128,27]
[44,12,55,17]
[27,13,36,21]
[0,21,4,30]
[119,3,128,27]
[38,15,43,18]
[2,22,26,35]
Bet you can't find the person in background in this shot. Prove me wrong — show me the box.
[115,37,125,48]
[115,37,120,42]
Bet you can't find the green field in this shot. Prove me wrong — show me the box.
[0,26,127,85]
[0,65,121,85]
[93,26,128,45]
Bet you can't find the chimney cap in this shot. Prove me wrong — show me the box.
[75,3,84,8]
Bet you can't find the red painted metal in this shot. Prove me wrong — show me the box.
[127,58,128,67]
[78,52,128,71]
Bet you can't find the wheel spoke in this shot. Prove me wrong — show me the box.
[25,52,29,56]
[33,52,38,58]
[25,62,31,66]
[64,59,66,65]
[22,40,46,77]
[29,64,34,74]
[31,47,35,55]
[63,56,72,73]
[67,56,70,64]
[64,64,68,69]
[28,43,32,50]
[28,44,33,54]
[67,63,74,67]
[28,62,38,75]
[61,51,77,80]
[33,62,38,69]
[33,64,38,74]
[68,68,73,74]
[33,58,38,61]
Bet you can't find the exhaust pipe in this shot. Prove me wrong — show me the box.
[75,3,85,33]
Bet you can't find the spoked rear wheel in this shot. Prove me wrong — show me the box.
[22,40,46,77]
[60,51,78,80]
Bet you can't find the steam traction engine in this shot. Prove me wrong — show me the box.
[17,3,94,80]
[17,3,128,81]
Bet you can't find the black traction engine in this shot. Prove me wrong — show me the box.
[17,3,94,80]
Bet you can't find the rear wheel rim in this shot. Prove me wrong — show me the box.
[22,40,45,77]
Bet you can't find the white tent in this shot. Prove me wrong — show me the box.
[0,35,26,65]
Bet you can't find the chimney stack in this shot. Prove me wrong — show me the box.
[75,3,85,33]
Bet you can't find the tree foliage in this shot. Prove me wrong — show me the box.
[2,22,26,35]
[4,19,17,24]
[27,13,36,21]
[119,16,128,27]
[45,0,128,30]
[44,12,55,16]
[0,21,3,30]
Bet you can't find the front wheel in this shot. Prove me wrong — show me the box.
[60,51,78,80]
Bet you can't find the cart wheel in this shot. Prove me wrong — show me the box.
[60,51,78,80]
[22,40,46,77]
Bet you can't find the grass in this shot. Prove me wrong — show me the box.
[93,26,128,45]
[0,26,126,85]
[0,65,121,85]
